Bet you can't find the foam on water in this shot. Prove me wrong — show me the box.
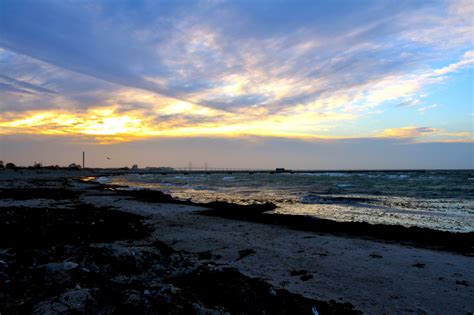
[95,176,112,184]
[335,183,353,188]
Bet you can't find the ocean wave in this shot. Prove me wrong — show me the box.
[295,172,351,177]
[414,175,446,180]
[300,194,375,205]
[138,174,156,179]
[95,176,112,184]
[386,174,410,179]
[367,174,381,178]
[335,183,353,188]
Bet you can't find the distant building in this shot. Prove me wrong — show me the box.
[131,164,138,169]
[275,168,286,173]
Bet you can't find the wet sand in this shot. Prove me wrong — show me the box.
[1,169,473,314]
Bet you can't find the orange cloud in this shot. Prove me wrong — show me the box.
[378,126,473,142]
[379,126,438,138]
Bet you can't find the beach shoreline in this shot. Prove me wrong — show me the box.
[1,169,473,314]
[107,186,474,256]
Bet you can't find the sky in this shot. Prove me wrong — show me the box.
[0,0,473,169]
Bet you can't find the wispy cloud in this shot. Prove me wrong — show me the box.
[434,51,474,76]
[0,75,57,95]
[418,104,439,113]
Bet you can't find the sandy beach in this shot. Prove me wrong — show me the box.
[1,169,473,314]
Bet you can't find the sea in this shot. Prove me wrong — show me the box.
[98,170,474,233]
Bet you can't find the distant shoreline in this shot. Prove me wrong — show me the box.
[1,166,473,173]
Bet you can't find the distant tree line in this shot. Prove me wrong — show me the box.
[0,160,83,170]
[0,160,139,170]
[0,160,16,169]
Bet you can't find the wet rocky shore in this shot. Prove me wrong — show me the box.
[0,178,359,314]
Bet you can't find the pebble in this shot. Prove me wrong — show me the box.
[64,262,79,270]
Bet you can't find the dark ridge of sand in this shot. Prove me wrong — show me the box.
[112,186,277,214]
[106,187,473,256]
[0,186,359,314]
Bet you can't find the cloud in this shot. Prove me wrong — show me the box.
[1,0,471,111]
[434,50,474,76]
[0,102,354,143]
[1,100,471,145]
[0,0,162,94]
[400,0,474,48]
[379,126,439,139]
[0,0,472,146]
[418,104,439,113]
[0,75,57,95]
[378,126,473,143]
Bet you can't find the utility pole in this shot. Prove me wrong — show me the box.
[205,162,208,171]
[189,161,192,171]
[82,151,85,169]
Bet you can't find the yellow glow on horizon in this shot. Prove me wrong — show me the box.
[1,105,471,144]
[0,104,354,142]
[0,107,151,141]
[5,112,56,127]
